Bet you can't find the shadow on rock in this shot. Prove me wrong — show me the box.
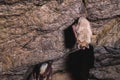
[66,45,94,80]
[63,18,79,49]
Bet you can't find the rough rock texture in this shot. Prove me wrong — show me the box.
[0,0,82,70]
[0,0,120,80]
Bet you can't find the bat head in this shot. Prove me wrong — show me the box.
[77,40,89,49]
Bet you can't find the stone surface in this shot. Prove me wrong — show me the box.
[90,65,120,80]
[0,0,120,80]
[92,18,120,47]
[86,0,120,20]
[0,0,82,71]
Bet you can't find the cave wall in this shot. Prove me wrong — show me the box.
[0,0,120,80]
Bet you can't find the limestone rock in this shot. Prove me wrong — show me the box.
[0,0,120,80]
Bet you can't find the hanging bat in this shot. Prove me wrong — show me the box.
[72,17,92,49]
[28,60,53,80]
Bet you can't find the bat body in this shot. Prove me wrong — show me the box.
[29,61,53,80]
[72,17,92,49]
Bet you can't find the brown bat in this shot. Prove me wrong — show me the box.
[29,60,53,80]
[39,61,52,80]
[72,17,92,49]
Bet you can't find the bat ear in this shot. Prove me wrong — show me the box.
[72,25,76,30]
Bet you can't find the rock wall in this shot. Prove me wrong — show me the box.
[0,0,120,80]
